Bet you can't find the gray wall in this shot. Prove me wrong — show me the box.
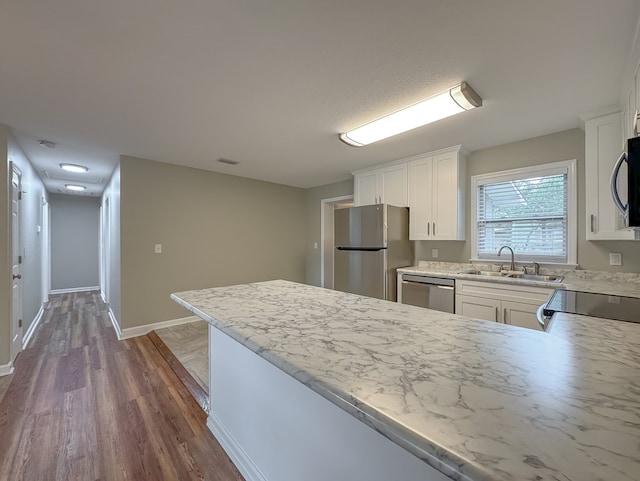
[304,179,353,287]
[102,164,121,325]
[304,129,640,283]
[50,194,100,290]
[119,156,307,330]
[414,128,640,272]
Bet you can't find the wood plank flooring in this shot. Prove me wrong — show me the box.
[0,291,244,481]
[148,331,209,414]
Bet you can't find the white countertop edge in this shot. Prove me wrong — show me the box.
[170,291,489,481]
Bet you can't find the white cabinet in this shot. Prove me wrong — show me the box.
[408,147,466,240]
[455,280,552,331]
[354,163,408,207]
[585,112,636,240]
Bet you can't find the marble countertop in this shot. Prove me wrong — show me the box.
[397,263,640,298]
[172,280,640,481]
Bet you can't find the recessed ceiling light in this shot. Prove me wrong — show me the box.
[39,140,56,148]
[65,184,86,191]
[60,163,89,173]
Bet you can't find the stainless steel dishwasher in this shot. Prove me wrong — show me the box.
[400,275,455,313]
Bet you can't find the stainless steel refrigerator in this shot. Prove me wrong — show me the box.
[334,204,413,301]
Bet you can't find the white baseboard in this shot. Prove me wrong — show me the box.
[22,304,45,349]
[118,315,201,340]
[0,363,14,377]
[207,413,267,481]
[50,285,100,295]
[107,307,122,339]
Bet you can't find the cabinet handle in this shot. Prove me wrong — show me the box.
[503,307,507,324]
[433,222,436,236]
[590,214,595,233]
[495,306,499,322]
[427,222,430,236]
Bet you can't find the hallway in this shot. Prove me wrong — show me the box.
[0,291,243,481]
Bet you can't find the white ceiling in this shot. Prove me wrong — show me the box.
[1,0,639,195]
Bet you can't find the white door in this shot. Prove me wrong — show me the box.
[354,172,378,206]
[380,164,408,207]
[503,300,544,331]
[432,151,457,240]
[455,295,501,322]
[408,157,433,240]
[10,164,23,361]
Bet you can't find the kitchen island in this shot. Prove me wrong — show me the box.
[171,280,640,481]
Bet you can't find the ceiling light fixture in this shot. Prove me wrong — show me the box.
[339,81,483,147]
[65,184,86,191]
[60,163,89,173]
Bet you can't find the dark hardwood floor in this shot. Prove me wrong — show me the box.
[0,291,244,481]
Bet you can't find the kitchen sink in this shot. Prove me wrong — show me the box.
[458,270,563,283]
[458,270,503,277]
[506,273,564,282]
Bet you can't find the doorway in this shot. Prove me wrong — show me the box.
[10,163,23,362]
[320,195,353,289]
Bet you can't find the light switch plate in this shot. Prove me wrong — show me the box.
[154,244,162,254]
[609,252,622,266]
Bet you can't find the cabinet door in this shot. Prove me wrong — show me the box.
[354,172,378,206]
[408,157,432,240]
[502,301,543,331]
[585,113,635,240]
[432,151,463,240]
[455,295,501,322]
[380,164,408,207]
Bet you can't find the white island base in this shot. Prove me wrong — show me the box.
[208,327,452,481]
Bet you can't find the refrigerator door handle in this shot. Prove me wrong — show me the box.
[336,246,387,251]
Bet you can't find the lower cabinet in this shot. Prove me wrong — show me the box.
[455,280,553,331]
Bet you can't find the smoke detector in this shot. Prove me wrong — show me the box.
[38,140,56,148]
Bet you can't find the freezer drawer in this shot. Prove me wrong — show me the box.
[334,249,386,300]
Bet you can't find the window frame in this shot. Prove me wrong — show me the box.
[470,159,577,266]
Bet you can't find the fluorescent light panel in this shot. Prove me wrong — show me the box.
[340,82,482,147]
[65,184,86,191]
[60,163,89,173]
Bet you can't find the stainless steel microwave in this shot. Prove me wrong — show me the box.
[611,136,640,229]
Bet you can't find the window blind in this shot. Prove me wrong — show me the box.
[477,173,568,263]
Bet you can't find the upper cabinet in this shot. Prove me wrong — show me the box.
[354,163,408,207]
[408,147,466,240]
[585,112,636,240]
[352,145,466,240]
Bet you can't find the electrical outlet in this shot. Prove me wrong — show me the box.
[154,244,162,254]
[313,242,318,249]
[431,248,439,258]
[609,252,622,266]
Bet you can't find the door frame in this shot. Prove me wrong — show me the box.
[320,195,353,289]
[10,162,23,363]
[100,196,111,302]
[41,195,51,303]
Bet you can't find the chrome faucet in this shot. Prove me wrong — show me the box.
[497,245,516,272]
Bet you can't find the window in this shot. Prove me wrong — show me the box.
[471,160,577,265]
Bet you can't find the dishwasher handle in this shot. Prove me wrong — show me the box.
[401,274,455,287]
